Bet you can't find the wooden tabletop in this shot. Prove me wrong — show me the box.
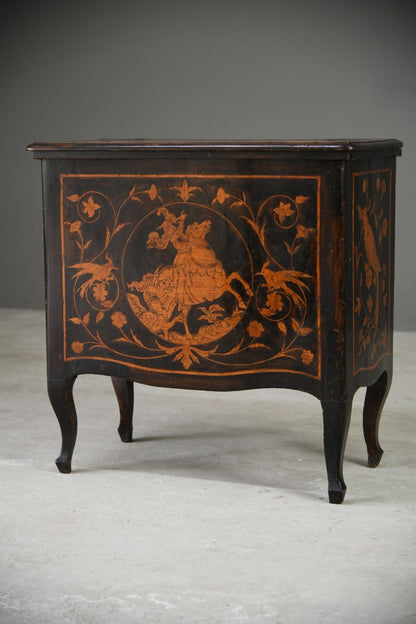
[27,139,403,159]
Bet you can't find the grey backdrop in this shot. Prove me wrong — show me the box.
[2,0,415,328]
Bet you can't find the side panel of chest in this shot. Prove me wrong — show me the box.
[59,173,321,380]
[349,163,394,379]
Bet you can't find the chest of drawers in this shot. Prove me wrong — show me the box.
[27,139,402,503]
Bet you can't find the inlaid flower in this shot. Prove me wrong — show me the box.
[247,320,264,338]
[71,341,84,354]
[147,184,158,200]
[93,282,109,302]
[296,224,310,239]
[111,311,127,329]
[265,292,284,313]
[69,220,81,233]
[301,349,314,365]
[216,187,229,204]
[274,200,295,223]
[82,196,101,218]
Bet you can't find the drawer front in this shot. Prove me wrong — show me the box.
[60,174,321,380]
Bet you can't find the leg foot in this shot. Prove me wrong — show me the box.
[111,377,134,442]
[48,377,78,473]
[56,459,72,474]
[363,371,390,468]
[321,400,352,504]
[328,488,346,505]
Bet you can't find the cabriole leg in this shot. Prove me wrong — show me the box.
[111,377,134,442]
[47,377,78,473]
[363,371,390,468]
[321,399,352,504]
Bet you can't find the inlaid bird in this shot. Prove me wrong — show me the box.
[357,204,381,335]
[259,261,312,309]
[70,254,116,297]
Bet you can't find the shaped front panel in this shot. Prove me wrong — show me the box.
[60,174,321,379]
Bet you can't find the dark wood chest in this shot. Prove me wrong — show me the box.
[28,139,402,503]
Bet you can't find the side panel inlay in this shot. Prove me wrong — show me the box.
[353,169,392,374]
[61,175,321,378]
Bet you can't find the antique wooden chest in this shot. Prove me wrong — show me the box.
[27,139,402,503]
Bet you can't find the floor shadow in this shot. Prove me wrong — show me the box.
[131,426,288,444]
[75,422,330,500]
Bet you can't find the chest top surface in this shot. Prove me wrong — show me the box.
[27,138,402,159]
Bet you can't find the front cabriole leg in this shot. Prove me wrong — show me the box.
[363,370,390,468]
[111,377,134,442]
[321,399,352,504]
[47,376,78,473]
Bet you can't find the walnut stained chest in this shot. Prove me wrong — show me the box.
[27,139,402,503]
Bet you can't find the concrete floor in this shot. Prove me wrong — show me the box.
[0,308,415,624]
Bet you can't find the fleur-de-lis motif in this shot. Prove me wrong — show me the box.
[170,179,200,202]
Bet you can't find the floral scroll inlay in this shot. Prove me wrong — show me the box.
[61,175,320,377]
